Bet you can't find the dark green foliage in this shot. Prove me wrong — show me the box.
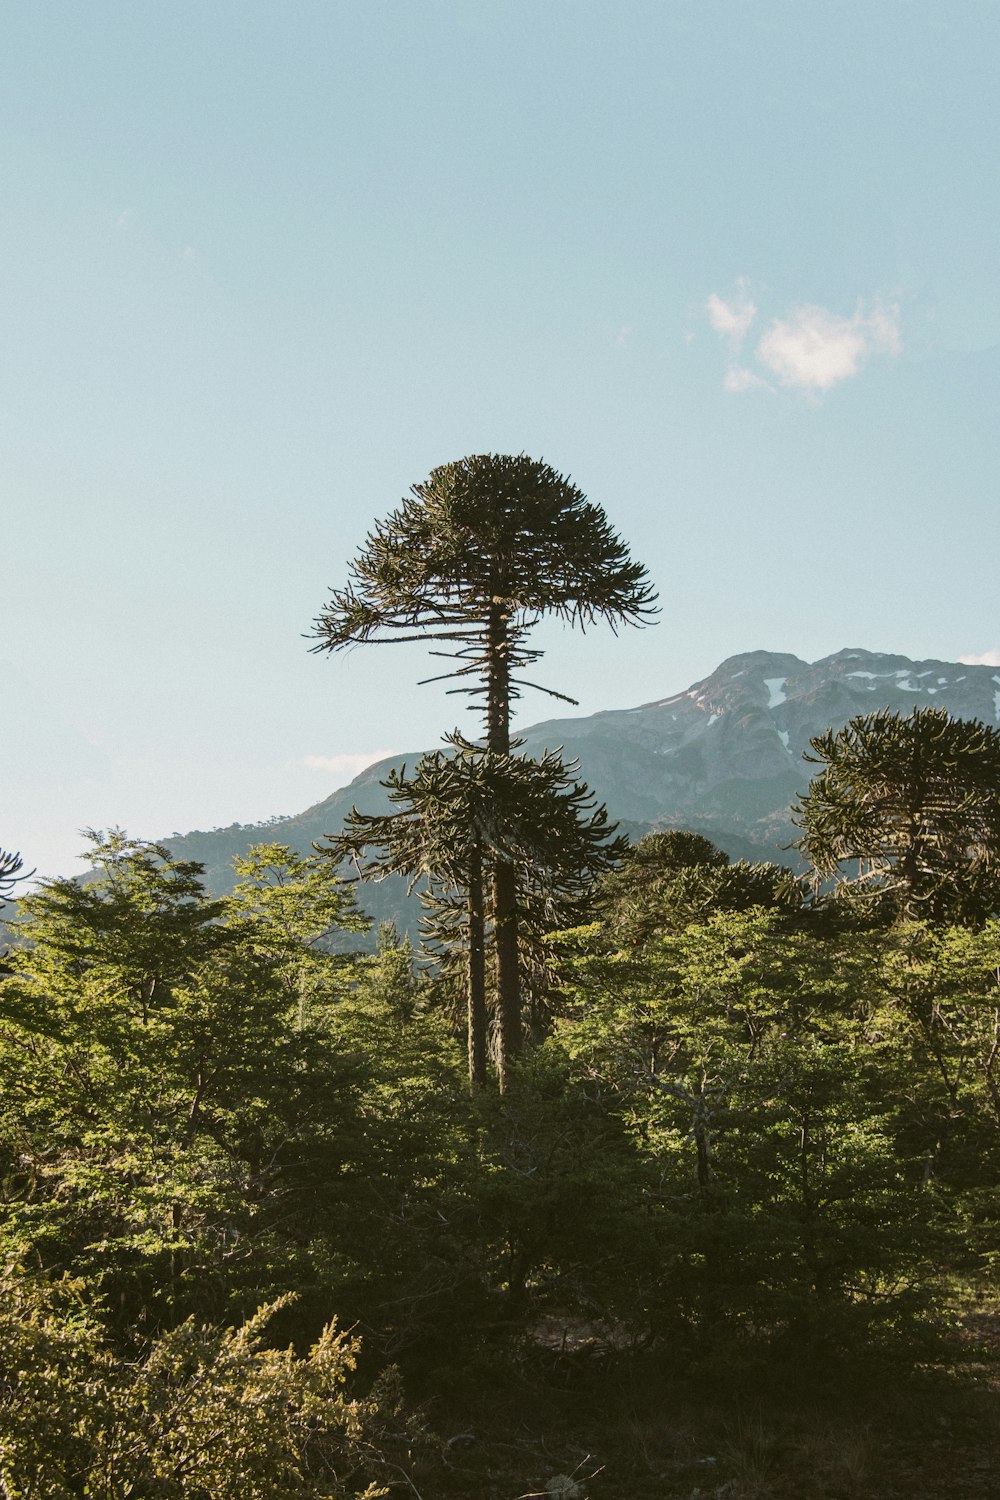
[473,1043,651,1324]
[559,911,950,1361]
[795,707,1000,924]
[311,453,656,726]
[313,926,487,1354]
[597,828,805,943]
[329,734,625,1084]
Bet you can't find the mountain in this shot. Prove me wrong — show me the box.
[162,647,1000,931]
[516,647,1000,860]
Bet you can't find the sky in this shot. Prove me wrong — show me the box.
[6,0,1000,881]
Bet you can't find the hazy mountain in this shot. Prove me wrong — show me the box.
[157,647,1000,937]
[517,646,1000,861]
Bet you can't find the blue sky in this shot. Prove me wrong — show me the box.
[6,1,1000,879]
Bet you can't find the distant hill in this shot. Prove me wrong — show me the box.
[159,647,1000,938]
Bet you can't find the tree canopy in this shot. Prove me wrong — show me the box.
[311,452,657,733]
[794,707,1000,924]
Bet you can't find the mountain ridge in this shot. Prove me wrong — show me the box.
[154,647,1000,934]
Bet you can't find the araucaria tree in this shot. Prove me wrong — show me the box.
[312,454,656,1076]
[794,707,1000,924]
[331,734,626,1087]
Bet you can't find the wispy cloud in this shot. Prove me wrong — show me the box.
[304,751,397,781]
[724,366,769,392]
[706,278,757,346]
[958,650,1000,667]
[705,280,901,394]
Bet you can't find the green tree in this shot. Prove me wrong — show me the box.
[597,828,804,945]
[225,842,367,1024]
[313,453,655,1072]
[331,735,624,1087]
[877,920,1000,1196]
[0,832,488,1358]
[795,708,1000,924]
[0,833,373,1334]
[559,911,945,1358]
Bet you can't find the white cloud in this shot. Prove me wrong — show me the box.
[724,366,769,392]
[958,650,1000,667]
[304,751,396,781]
[705,282,902,395]
[756,302,901,391]
[706,278,757,345]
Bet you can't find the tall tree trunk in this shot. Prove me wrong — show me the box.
[493,860,520,1092]
[467,842,488,1087]
[486,600,521,1092]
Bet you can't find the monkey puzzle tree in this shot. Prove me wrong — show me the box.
[794,707,1000,925]
[0,849,32,969]
[312,454,656,1066]
[0,849,30,902]
[330,734,625,1088]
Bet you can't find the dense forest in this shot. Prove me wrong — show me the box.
[4,458,1000,1497]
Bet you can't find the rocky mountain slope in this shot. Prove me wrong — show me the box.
[163,647,1000,926]
[517,646,1000,855]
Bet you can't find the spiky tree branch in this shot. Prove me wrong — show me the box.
[323,736,626,1087]
[312,454,656,1079]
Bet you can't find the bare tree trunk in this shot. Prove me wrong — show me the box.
[493,861,520,1092]
[467,843,488,1087]
[486,600,521,1092]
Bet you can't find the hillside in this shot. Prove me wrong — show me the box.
[162,646,1000,927]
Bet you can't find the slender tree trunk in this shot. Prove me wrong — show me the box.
[486,600,522,1092]
[467,842,488,1087]
[493,860,520,1092]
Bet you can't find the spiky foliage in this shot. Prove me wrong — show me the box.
[326,735,626,1087]
[794,708,1000,924]
[0,848,33,969]
[312,453,655,1072]
[311,453,657,729]
[0,848,31,901]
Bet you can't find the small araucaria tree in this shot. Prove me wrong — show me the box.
[330,735,625,1087]
[794,707,1000,925]
[312,454,656,1073]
